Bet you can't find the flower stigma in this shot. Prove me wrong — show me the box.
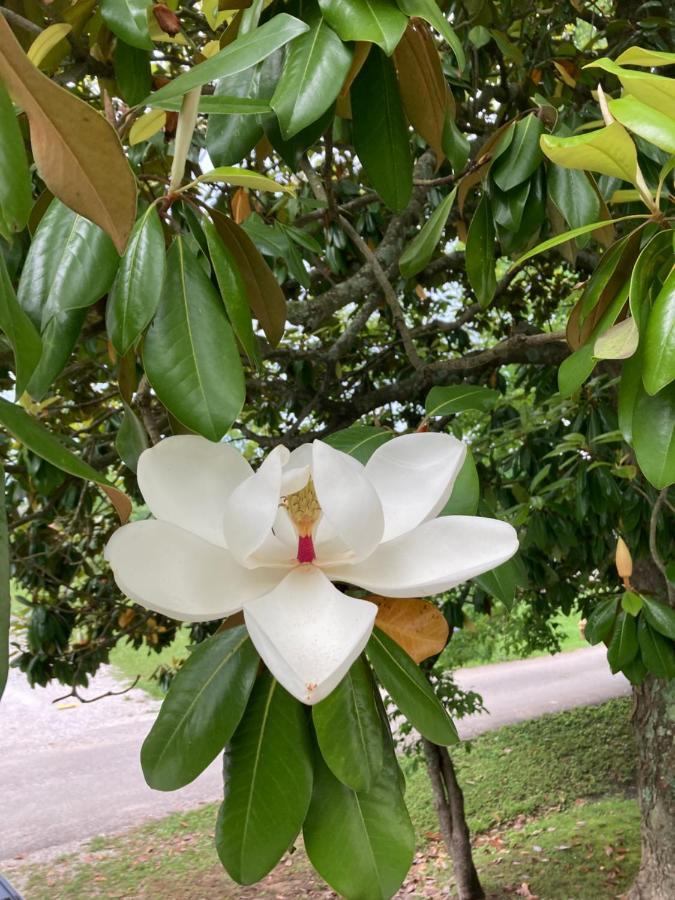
[285,478,321,564]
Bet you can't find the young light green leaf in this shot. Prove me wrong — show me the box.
[367,627,459,745]
[0,254,42,398]
[615,47,675,67]
[0,81,32,241]
[608,95,675,155]
[621,590,643,617]
[425,384,499,416]
[194,166,294,193]
[312,655,383,792]
[216,674,313,884]
[513,213,646,268]
[399,187,457,278]
[540,123,638,185]
[107,205,166,357]
[594,316,639,360]
[141,626,259,791]
[466,194,496,306]
[141,14,309,106]
[491,114,544,192]
[643,265,675,396]
[585,58,675,118]
[142,237,246,440]
[319,0,407,56]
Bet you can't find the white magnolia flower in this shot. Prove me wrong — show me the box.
[105,433,518,704]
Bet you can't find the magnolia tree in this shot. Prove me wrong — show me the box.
[0,1,673,898]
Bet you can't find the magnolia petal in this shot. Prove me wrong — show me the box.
[365,432,467,542]
[243,565,378,705]
[137,435,252,547]
[311,440,384,561]
[223,445,286,566]
[327,516,519,598]
[281,464,311,495]
[105,519,283,622]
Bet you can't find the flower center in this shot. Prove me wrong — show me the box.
[285,478,321,564]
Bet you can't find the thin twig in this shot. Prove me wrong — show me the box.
[53,675,140,705]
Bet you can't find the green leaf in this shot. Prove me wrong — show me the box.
[367,627,458,745]
[637,616,675,679]
[399,187,457,278]
[643,264,675,395]
[491,115,544,192]
[142,14,309,106]
[17,200,119,331]
[202,216,260,368]
[615,47,675,67]
[395,0,465,70]
[141,626,259,791]
[318,0,407,56]
[632,381,675,489]
[540,123,638,185]
[425,384,499,415]
[547,167,600,247]
[585,58,675,119]
[100,0,152,51]
[312,655,383,792]
[473,553,527,609]
[116,402,149,472]
[206,67,265,167]
[594,317,639,360]
[325,426,393,464]
[106,206,166,357]
[271,15,352,139]
[156,95,269,115]
[352,46,412,213]
[642,595,675,640]
[618,349,641,444]
[606,609,638,673]
[0,253,42,398]
[0,464,8,701]
[0,396,130,519]
[195,166,293,193]
[465,194,496,307]
[0,80,32,241]
[621,590,643,617]
[513,214,645,268]
[439,447,479,516]
[114,41,151,107]
[585,596,618,645]
[142,237,245,441]
[304,737,414,900]
[629,230,674,328]
[216,674,313,884]
[608,95,675,155]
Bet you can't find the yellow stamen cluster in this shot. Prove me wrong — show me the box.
[285,478,321,537]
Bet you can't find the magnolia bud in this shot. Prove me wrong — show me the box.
[615,536,633,580]
[153,3,181,37]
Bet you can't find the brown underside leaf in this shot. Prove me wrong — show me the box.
[340,41,371,100]
[458,120,515,216]
[210,209,286,346]
[369,595,450,663]
[394,21,448,161]
[0,16,136,253]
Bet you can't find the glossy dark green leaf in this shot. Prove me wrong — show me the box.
[319,0,407,56]
[632,381,675,489]
[395,0,465,69]
[439,448,479,516]
[491,114,544,192]
[216,674,313,884]
[202,216,260,367]
[17,200,119,330]
[473,553,527,609]
[116,402,149,472]
[425,384,499,415]
[25,308,86,401]
[628,229,673,329]
[312,655,383,792]
[466,194,496,307]
[367,627,458,745]
[442,114,470,173]
[160,95,269,115]
[143,237,245,440]
[638,615,675,679]
[141,626,259,791]
[0,253,42,397]
[622,655,648,685]
[114,41,151,107]
[206,66,264,166]
[618,348,641,444]
[304,738,414,900]
[100,0,153,50]
[142,14,309,106]
[325,425,393,463]
[643,264,675,396]
[547,167,600,247]
[271,14,352,139]
[607,609,638,673]
[400,187,457,278]
[352,46,412,213]
[107,206,166,357]
[491,180,530,232]
[0,464,8,701]
[0,80,32,241]
[585,596,619,645]
[642,595,675,640]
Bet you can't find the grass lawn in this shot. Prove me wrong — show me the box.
[108,631,190,699]
[10,698,638,899]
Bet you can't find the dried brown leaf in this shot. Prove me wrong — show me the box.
[369,595,449,663]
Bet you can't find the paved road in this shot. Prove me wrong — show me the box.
[0,645,629,863]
